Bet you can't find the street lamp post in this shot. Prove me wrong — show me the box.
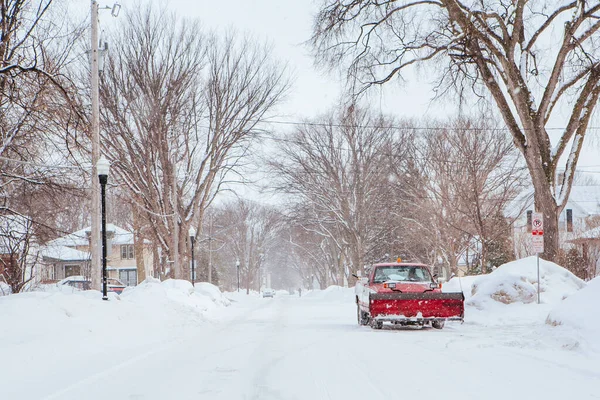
[236,259,240,292]
[97,156,110,301]
[189,227,196,286]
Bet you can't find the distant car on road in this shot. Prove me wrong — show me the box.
[58,276,127,294]
[262,288,275,298]
[57,276,91,291]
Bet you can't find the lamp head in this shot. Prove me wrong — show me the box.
[111,3,121,17]
[97,155,110,178]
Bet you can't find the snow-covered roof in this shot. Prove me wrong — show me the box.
[41,245,89,262]
[505,185,600,219]
[49,224,137,247]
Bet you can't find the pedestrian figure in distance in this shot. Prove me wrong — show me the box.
[298,288,302,297]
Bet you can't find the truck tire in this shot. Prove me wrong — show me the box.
[357,306,369,326]
[371,320,383,330]
[432,320,445,329]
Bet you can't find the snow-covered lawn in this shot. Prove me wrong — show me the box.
[1,258,598,399]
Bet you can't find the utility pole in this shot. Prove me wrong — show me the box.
[171,159,179,278]
[208,213,213,284]
[90,0,101,291]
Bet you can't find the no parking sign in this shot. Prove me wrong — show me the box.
[531,212,544,253]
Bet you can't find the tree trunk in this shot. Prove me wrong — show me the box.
[534,185,560,262]
[133,206,146,284]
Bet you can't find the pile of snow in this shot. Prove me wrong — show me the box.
[224,289,261,302]
[276,289,290,296]
[119,278,229,319]
[194,282,231,306]
[303,285,354,302]
[468,256,585,308]
[546,276,600,353]
[442,275,485,301]
[0,277,233,396]
[0,278,232,353]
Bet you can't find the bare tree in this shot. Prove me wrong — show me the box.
[419,118,525,273]
[313,0,600,261]
[99,6,289,279]
[216,200,282,293]
[270,106,397,282]
[0,213,38,293]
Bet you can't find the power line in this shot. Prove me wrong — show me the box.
[260,118,600,132]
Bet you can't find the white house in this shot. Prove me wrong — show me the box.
[40,224,153,286]
[506,185,600,258]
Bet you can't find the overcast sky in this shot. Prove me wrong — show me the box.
[95,0,600,187]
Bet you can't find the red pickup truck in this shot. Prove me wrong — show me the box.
[355,262,464,329]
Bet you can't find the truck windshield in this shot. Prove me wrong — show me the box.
[372,266,431,283]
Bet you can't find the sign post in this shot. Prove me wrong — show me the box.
[531,212,544,304]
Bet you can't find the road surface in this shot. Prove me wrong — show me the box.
[16,292,600,400]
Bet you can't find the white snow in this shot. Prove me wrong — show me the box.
[194,282,232,307]
[0,265,598,399]
[468,256,585,307]
[48,223,148,247]
[302,285,355,302]
[442,274,484,301]
[546,276,600,353]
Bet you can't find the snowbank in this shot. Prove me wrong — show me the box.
[546,276,600,353]
[0,278,231,349]
[303,285,354,302]
[194,282,231,306]
[442,275,484,301]
[224,289,261,303]
[468,256,585,308]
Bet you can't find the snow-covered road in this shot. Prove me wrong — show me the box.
[7,291,600,400]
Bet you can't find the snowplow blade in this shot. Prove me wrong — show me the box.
[369,292,464,321]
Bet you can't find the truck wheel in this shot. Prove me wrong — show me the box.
[432,320,445,329]
[357,306,369,326]
[371,320,383,330]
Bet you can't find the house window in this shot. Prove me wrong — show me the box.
[120,244,134,260]
[526,210,532,232]
[119,269,137,286]
[64,265,81,277]
[566,209,573,233]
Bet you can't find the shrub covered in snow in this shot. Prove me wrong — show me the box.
[468,256,585,307]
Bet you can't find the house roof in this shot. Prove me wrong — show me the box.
[41,245,90,262]
[49,224,142,247]
[505,185,600,219]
